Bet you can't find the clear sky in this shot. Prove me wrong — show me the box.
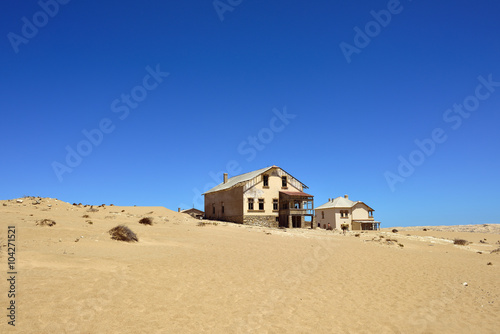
[2,0,499,227]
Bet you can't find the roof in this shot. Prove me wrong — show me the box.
[315,196,373,210]
[203,166,273,194]
[182,208,204,214]
[203,166,308,195]
[280,191,314,197]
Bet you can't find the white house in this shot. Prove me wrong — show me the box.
[315,195,380,231]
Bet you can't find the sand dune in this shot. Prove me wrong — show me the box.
[1,197,499,333]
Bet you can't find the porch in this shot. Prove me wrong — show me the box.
[278,191,315,228]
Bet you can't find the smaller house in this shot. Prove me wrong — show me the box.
[180,208,204,219]
[315,195,380,231]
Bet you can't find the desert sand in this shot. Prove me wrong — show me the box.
[1,197,499,333]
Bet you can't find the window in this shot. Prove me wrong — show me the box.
[248,198,254,210]
[322,211,324,219]
[340,210,349,218]
[221,202,224,214]
[282,176,287,187]
[263,175,269,187]
[273,199,278,211]
[258,199,264,210]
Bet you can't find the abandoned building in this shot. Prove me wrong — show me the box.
[179,208,204,219]
[315,195,381,231]
[203,166,314,228]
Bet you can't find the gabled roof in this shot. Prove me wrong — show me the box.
[203,166,308,195]
[315,196,374,210]
[203,166,273,194]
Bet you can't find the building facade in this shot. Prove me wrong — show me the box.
[204,166,314,228]
[315,195,380,231]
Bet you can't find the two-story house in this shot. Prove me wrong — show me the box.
[203,166,314,228]
[315,195,380,231]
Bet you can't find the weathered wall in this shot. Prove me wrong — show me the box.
[204,186,243,222]
[243,215,279,228]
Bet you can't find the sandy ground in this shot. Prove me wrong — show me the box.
[0,197,499,333]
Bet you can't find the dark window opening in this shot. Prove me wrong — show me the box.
[258,199,264,210]
[248,198,254,210]
[282,176,287,187]
[273,199,278,210]
[263,175,269,187]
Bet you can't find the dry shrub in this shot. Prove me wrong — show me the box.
[87,208,99,212]
[82,214,90,218]
[398,243,404,248]
[423,228,428,231]
[392,229,398,233]
[491,248,500,254]
[139,217,153,225]
[454,239,469,246]
[109,225,138,242]
[354,233,360,237]
[36,219,56,227]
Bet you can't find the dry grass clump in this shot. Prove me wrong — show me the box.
[82,214,90,218]
[354,233,360,237]
[139,217,153,225]
[36,219,56,227]
[87,208,99,212]
[108,225,138,242]
[454,239,470,246]
[392,229,398,233]
[491,248,500,254]
[198,221,218,227]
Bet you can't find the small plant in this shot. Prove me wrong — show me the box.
[487,262,492,265]
[454,239,469,246]
[392,229,398,233]
[423,228,428,231]
[121,210,125,212]
[82,214,90,218]
[139,217,153,225]
[109,225,138,242]
[354,233,360,237]
[398,243,404,248]
[87,221,93,225]
[2,203,7,206]
[491,248,500,254]
[36,219,56,227]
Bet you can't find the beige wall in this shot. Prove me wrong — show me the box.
[204,186,243,221]
[352,203,371,220]
[316,208,352,230]
[243,168,302,216]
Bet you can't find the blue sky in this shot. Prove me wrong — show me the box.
[1,0,499,227]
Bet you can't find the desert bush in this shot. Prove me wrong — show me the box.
[82,214,90,218]
[354,233,360,237]
[36,219,56,227]
[398,243,404,248]
[423,228,428,231]
[392,229,398,233]
[491,248,500,254]
[139,217,153,225]
[87,221,93,225]
[2,203,7,206]
[454,239,469,246]
[108,225,138,242]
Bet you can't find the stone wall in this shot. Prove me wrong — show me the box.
[243,215,279,228]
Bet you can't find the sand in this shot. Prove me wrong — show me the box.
[1,197,499,333]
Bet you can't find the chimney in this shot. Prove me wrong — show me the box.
[328,198,331,202]
[178,208,181,212]
[223,173,228,184]
[344,194,348,199]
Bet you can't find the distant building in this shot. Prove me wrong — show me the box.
[181,208,204,219]
[203,166,314,228]
[315,195,380,231]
